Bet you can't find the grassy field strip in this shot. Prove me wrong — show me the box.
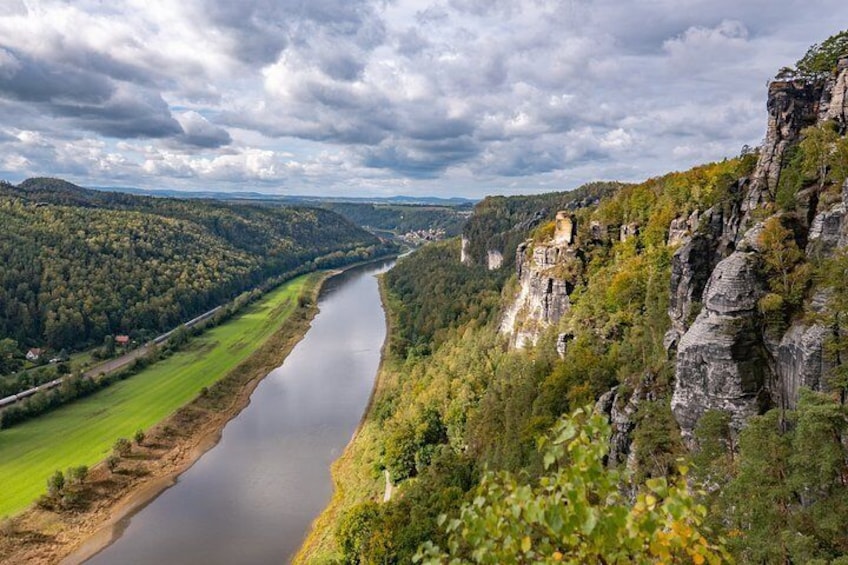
[0,275,311,518]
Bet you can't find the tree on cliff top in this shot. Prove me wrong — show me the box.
[796,29,848,75]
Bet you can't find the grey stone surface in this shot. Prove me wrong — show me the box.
[500,241,573,348]
[460,235,470,265]
[487,249,503,270]
[619,222,639,242]
[821,57,848,131]
[743,78,825,227]
[556,332,572,358]
[776,322,830,410]
[671,250,768,440]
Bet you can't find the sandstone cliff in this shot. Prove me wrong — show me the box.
[671,57,848,441]
[495,55,848,456]
[499,232,576,348]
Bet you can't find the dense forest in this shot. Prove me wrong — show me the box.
[298,33,848,563]
[0,178,394,357]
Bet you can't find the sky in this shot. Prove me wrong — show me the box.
[0,1,846,198]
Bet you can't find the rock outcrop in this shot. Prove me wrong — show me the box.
[619,223,639,242]
[821,57,848,131]
[666,187,744,349]
[671,60,848,440]
[594,376,657,469]
[500,237,575,349]
[667,210,700,247]
[743,78,825,220]
[671,238,770,439]
[487,249,503,270]
[776,322,830,410]
[460,236,471,265]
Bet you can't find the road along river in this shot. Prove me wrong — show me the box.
[84,258,394,565]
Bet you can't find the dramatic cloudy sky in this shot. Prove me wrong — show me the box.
[0,1,846,197]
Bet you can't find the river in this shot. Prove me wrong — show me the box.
[85,258,395,565]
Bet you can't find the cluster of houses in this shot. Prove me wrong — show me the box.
[398,228,446,245]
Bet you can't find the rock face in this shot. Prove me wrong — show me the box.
[743,78,825,219]
[500,239,574,349]
[487,249,503,270]
[594,388,637,468]
[460,236,471,265]
[776,322,830,410]
[555,212,575,245]
[667,211,698,247]
[619,223,639,242]
[594,376,656,469]
[672,246,769,439]
[666,193,743,348]
[671,61,848,440]
[821,57,848,131]
[807,180,848,257]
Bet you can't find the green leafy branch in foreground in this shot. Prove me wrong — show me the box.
[416,407,729,565]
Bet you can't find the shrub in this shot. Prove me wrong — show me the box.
[106,455,120,473]
[114,437,132,457]
[67,465,88,485]
[46,470,65,497]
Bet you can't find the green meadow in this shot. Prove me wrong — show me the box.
[0,274,313,518]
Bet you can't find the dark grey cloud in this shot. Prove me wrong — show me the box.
[54,86,183,139]
[363,135,479,178]
[0,48,113,104]
[0,47,182,139]
[202,0,384,68]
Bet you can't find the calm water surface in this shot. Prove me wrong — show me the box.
[86,259,394,565]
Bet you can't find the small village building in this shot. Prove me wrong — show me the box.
[115,335,131,346]
[26,348,43,361]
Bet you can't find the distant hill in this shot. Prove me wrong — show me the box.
[0,178,394,352]
[86,185,474,238]
[91,185,478,206]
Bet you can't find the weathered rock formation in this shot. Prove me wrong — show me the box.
[821,57,848,131]
[555,212,575,245]
[671,229,770,438]
[743,78,826,220]
[667,210,699,247]
[594,375,658,469]
[666,184,745,350]
[460,236,470,265]
[619,223,639,242]
[671,58,848,441]
[500,236,576,349]
[487,249,503,270]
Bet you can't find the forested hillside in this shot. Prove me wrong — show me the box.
[305,158,756,563]
[0,178,393,354]
[299,31,848,564]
